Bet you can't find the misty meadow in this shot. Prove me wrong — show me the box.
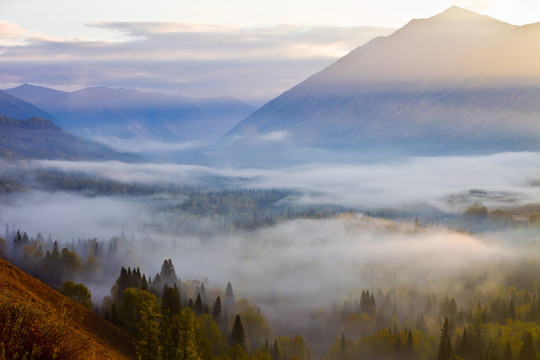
[2,3,540,360]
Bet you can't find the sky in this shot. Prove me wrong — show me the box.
[1,0,540,105]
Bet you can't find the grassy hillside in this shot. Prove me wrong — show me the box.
[0,257,135,359]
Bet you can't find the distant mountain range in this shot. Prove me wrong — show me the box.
[5,84,255,142]
[2,6,539,162]
[223,6,540,155]
[0,115,139,161]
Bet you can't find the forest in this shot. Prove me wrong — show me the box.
[2,207,540,359]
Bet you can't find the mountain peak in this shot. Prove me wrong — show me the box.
[437,5,482,19]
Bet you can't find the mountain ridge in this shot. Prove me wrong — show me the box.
[222,6,540,156]
[5,84,256,143]
[0,89,54,121]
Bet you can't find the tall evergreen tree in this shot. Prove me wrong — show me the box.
[519,331,536,360]
[437,317,452,360]
[503,340,513,360]
[212,297,222,322]
[194,293,204,316]
[230,314,247,351]
[225,282,237,315]
[160,259,177,287]
[162,284,182,316]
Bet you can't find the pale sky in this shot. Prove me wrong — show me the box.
[1,0,539,104]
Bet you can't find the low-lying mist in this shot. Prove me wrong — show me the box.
[25,150,540,211]
[1,151,540,352]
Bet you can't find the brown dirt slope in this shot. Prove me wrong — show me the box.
[0,257,136,359]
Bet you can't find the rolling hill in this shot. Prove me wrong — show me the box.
[223,6,540,155]
[5,84,255,142]
[0,257,135,359]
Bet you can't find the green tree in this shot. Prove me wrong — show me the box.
[160,313,179,360]
[519,332,535,360]
[437,317,452,360]
[177,307,200,360]
[160,259,177,287]
[503,339,513,360]
[136,298,161,360]
[213,296,222,322]
[60,281,92,309]
[231,315,247,351]
[162,284,181,316]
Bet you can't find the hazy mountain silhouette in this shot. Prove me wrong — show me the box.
[0,89,53,121]
[6,84,255,142]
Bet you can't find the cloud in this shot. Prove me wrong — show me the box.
[90,136,206,153]
[0,22,394,103]
[0,21,26,38]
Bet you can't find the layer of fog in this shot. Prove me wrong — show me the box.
[28,151,540,211]
[0,190,518,327]
[2,152,540,336]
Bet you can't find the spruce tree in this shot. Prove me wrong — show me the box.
[519,331,536,360]
[230,314,247,350]
[503,340,513,360]
[437,317,452,360]
[194,293,203,316]
[160,259,177,287]
[162,284,181,316]
[212,297,222,322]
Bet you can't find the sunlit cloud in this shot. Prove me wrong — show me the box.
[0,21,394,103]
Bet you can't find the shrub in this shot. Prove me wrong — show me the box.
[0,293,90,359]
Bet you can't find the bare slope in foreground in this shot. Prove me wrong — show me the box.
[0,257,135,359]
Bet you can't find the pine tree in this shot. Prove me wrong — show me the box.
[160,312,178,360]
[194,293,203,316]
[212,297,222,322]
[437,317,452,360]
[231,314,247,350]
[407,329,414,357]
[225,282,237,315]
[519,331,536,360]
[271,339,280,360]
[160,259,177,287]
[162,284,181,316]
[503,340,513,360]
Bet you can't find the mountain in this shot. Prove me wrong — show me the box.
[0,115,139,161]
[223,7,540,155]
[0,257,135,359]
[5,84,255,142]
[0,89,53,120]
